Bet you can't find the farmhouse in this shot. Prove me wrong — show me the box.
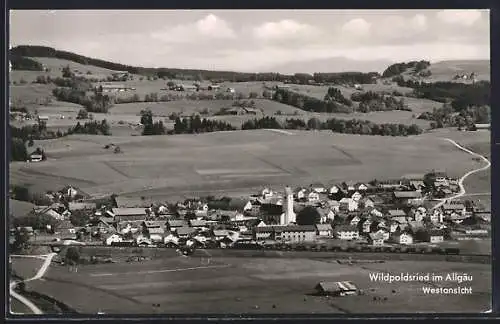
[392,191,423,206]
[442,203,466,216]
[316,224,333,237]
[474,123,490,130]
[387,209,407,223]
[315,281,358,297]
[111,208,147,222]
[334,225,359,240]
[276,225,317,243]
[33,206,64,221]
[339,198,358,211]
[390,231,414,245]
[368,232,386,246]
[166,219,188,231]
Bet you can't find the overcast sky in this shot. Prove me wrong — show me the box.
[10,10,490,72]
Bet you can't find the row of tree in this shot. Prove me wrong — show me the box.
[351,91,410,113]
[173,116,236,134]
[418,104,490,130]
[10,55,44,71]
[272,89,353,114]
[67,120,111,136]
[52,86,114,113]
[241,116,423,136]
[324,87,353,106]
[392,78,491,112]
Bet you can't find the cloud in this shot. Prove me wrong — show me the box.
[411,14,428,31]
[341,18,371,36]
[150,14,236,43]
[252,19,322,42]
[436,10,482,26]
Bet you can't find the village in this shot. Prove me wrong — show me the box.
[9,170,491,255]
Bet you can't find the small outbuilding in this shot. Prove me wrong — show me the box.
[315,281,358,296]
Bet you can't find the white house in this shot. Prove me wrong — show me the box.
[360,198,374,209]
[327,200,341,212]
[329,185,340,195]
[428,230,444,243]
[316,224,333,237]
[389,221,400,233]
[311,183,327,193]
[339,198,358,211]
[261,187,274,199]
[350,191,362,202]
[413,207,427,222]
[348,215,361,227]
[372,228,390,241]
[356,183,369,191]
[334,225,359,240]
[430,209,444,224]
[307,191,320,203]
[295,188,307,200]
[105,234,123,246]
[370,208,383,218]
[361,219,372,233]
[391,231,414,245]
[368,232,385,246]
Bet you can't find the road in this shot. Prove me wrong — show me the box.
[10,253,57,315]
[432,138,491,210]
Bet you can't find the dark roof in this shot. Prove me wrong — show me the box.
[393,191,422,199]
[228,198,250,211]
[111,208,147,217]
[254,225,316,233]
[387,210,407,217]
[168,220,188,227]
[316,281,357,292]
[316,224,333,231]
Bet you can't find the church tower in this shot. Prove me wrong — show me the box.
[280,186,296,225]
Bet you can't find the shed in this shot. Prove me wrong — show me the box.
[315,281,358,296]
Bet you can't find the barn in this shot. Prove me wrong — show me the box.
[315,281,358,296]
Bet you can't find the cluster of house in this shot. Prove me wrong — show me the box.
[11,171,490,249]
[169,83,234,93]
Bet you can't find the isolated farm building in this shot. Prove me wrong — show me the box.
[166,219,188,231]
[60,186,91,200]
[37,115,49,122]
[390,230,414,245]
[276,225,317,243]
[334,225,359,240]
[228,198,253,212]
[275,84,290,90]
[111,208,147,222]
[68,202,97,211]
[474,123,490,130]
[339,198,358,212]
[316,224,333,237]
[315,281,358,297]
[392,191,423,206]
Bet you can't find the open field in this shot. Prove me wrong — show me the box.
[11,256,45,280]
[9,129,488,200]
[9,199,36,218]
[24,256,490,314]
[426,60,490,82]
[286,83,413,101]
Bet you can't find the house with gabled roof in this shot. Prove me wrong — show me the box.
[111,208,147,222]
[295,187,307,201]
[228,198,253,212]
[339,198,358,211]
[390,230,414,245]
[311,183,327,194]
[368,232,386,246]
[316,224,333,237]
[361,219,373,233]
[334,225,359,240]
[347,214,361,227]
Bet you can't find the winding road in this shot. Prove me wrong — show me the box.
[432,138,491,210]
[9,253,57,315]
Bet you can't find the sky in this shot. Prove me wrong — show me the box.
[9,9,490,73]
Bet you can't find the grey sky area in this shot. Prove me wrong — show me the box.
[10,9,490,73]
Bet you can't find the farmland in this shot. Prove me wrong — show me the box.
[20,256,490,314]
[10,129,489,201]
